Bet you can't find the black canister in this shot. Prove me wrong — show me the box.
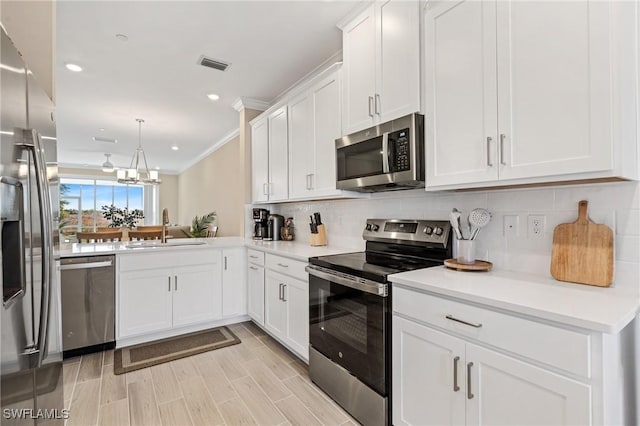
[266,214,285,241]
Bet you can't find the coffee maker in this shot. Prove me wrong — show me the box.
[266,214,285,241]
[252,208,270,239]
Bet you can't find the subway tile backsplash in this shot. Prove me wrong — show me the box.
[248,181,640,296]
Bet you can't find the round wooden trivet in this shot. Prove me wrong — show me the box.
[444,259,493,272]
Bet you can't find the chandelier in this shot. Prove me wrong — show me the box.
[116,118,161,185]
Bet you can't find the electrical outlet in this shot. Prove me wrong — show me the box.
[528,215,545,238]
[503,215,519,237]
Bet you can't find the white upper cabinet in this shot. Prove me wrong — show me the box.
[251,117,270,202]
[267,107,289,202]
[496,1,612,180]
[251,107,289,203]
[342,5,377,133]
[425,0,638,190]
[289,69,343,200]
[342,0,421,134]
[425,0,498,186]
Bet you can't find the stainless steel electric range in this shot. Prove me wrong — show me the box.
[306,219,452,426]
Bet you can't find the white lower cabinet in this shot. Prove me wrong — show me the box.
[261,253,309,361]
[393,289,594,426]
[222,248,247,318]
[117,248,245,345]
[247,263,265,325]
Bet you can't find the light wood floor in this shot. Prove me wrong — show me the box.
[63,322,358,426]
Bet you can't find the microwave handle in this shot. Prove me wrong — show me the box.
[382,132,390,174]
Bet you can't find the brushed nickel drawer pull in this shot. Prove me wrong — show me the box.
[446,315,482,328]
[168,276,171,292]
[467,362,474,399]
[249,255,259,259]
[249,266,258,271]
[499,134,507,166]
[277,263,289,268]
[453,356,460,392]
[486,136,493,167]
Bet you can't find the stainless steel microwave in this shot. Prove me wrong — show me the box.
[335,113,424,192]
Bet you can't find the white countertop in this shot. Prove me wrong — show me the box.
[389,266,640,334]
[59,237,358,261]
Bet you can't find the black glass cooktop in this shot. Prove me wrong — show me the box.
[309,251,443,283]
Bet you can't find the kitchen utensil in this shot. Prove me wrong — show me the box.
[551,200,613,287]
[469,208,491,240]
[450,209,463,240]
[456,239,475,264]
[314,212,322,225]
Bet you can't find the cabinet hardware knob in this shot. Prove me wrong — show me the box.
[467,362,474,399]
[453,356,460,392]
[446,315,482,328]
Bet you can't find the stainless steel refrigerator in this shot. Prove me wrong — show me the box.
[1,27,64,425]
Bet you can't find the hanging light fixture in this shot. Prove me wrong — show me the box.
[116,118,161,185]
[102,153,114,172]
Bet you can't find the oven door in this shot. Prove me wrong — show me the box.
[307,265,389,396]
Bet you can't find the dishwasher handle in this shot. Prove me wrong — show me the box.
[59,261,113,271]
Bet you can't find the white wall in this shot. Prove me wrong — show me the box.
[259,181,640,296]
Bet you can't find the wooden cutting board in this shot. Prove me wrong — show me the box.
[550,200,613,287]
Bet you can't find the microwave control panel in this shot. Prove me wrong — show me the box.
[390,129,410,172]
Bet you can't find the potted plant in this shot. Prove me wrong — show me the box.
[101,205,145,228]
[187,211,216,237]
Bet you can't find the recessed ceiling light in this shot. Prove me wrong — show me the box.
[207,93,220,101]
[99,128,105,132]
[65,63,83,72]
[155,166,160,170]
[171,145,179,151]
[93,136,118,144]
[115,33,129,42]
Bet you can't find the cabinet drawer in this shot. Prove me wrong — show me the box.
[393,287,591,378]
[247,249,265,266]
[119,249,221,272]
[265,254,308,281]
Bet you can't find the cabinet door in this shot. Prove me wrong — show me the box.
[251,118,269,203]
[377,0,420,123]
[393,316,466,426]
[264,271,287,340]
[118,269,173,338]
[268,107,289,201]
[222,248,247,317]
[424,0,498,187]
[311,71,342,197]
[172,262,221,328]
[342,4,377,134]
[288,93,314,199]
[496,1,613,180]
[283,277,308,359]
[247,263,265,325]
[466,343,591,426]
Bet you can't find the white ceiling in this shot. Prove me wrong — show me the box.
[56,1,357,174]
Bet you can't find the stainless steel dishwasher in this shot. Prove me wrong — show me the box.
[60,255,115,357]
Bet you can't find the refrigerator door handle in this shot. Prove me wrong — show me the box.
[16,129,54,368]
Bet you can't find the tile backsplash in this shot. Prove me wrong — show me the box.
[248,181,640,296]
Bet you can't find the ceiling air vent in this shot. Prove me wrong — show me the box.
[93,136,118,144]
[197,55,230,72]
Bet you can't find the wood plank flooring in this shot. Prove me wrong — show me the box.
[63,322,356,426]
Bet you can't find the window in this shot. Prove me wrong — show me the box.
[59,177,157,241]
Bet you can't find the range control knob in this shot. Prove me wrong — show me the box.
[372,224,380,232]
[423,226,433,235]
[434,227,444,236]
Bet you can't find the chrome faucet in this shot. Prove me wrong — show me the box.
[162,208,169,243]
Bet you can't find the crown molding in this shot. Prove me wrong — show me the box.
[232,97,270,112]
[336,1,373,30]
[178,127,240,173]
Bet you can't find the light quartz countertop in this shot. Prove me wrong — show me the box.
[59,237,359,261]
[389,266,639,334]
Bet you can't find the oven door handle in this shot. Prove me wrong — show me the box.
[306,265,388,297]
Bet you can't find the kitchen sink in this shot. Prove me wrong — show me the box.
[125,240,207,249]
